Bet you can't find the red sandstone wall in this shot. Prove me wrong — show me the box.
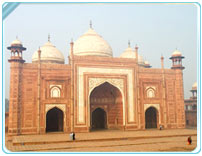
[139,67,185,129]
[21,63,38,134]
[8,55,186,135]
[11,63,71,134]
[185,111,197,127]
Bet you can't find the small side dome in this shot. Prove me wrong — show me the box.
[144,60,149,64]
[172,49,182,57]
[120,46,136,58]
[72,28,113,57]
[144,60,151,68]
[138,55,145,65]
[120,43,145,65]
[32,40,65,64]
[192,82,197,90]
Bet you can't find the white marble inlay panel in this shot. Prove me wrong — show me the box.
[45,104,66,113]
[77,67,134,124]
[144,104,159,112]
[88,77,125,126]
[89,78,124,93]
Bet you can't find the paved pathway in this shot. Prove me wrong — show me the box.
[5,129,197,152]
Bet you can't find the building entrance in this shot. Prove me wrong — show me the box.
[46,107,63,132]
[145,107,157,129]
[91,108,107,130]
[90,82,123,130]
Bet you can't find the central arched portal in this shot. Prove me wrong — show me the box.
[46,107,64,132]
[145,107,157,129]
[90,82,123,130]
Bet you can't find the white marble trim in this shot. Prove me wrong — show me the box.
[77,67,134,125]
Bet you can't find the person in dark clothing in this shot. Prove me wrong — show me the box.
[159,125,163,130]
[187,136,192,145]
[72,132,75,140]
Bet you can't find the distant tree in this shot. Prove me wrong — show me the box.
[5,98,9,113]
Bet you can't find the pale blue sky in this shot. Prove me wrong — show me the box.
[3,3,198,99]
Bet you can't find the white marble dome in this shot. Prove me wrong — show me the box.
[120,45,145,65]
[120,46,136,58]
[11,39,22,45]
[144,60,150,65]
[172,49,182,56]
[32,41,65,64]
[72,28,113,57]
[192,82,197,90]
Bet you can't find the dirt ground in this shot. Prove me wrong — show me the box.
[4,128,198,153]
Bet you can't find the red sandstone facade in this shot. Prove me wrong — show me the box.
[7,54,186,135]
[7,33,186,136]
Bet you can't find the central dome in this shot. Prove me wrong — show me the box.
[72,28,113,57]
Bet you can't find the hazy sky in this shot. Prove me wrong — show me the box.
[3,3,198,99]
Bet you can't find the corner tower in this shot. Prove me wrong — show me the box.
[169,49,185,70]
[7,38,26,135]
[190,82,197,99]
[170,49,185,128]
[7,38,26,63]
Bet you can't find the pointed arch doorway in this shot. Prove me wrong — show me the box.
[90,82,123,131]
[145,107,158,129]
[46,107,64,132]
[91,108,107,130]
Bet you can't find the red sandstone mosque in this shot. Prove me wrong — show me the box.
[7,25,186,136]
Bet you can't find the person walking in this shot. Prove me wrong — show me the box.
[187,136,192,145]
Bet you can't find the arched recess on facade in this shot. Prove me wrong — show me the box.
[46,107,64,132]
[146,88,155,98]
[145,106,159,129]
[89,81,123,130]
[45,104,66,133]
[50,86,61,98]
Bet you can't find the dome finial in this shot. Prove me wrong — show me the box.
[128,40,131,47]
[71,38,74,43]
[48,34,50,42]
[90,20,92,29]
[135,44,139,50]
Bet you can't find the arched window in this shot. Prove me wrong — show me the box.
[51,87,61,98]
[147,88,155,98]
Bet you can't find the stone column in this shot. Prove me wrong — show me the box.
[135,45,141,129]
[37,48,41,134]
[175,69,186,128]
[8,62,23,135]
[70,40,74,132]
[161,56,167,128]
